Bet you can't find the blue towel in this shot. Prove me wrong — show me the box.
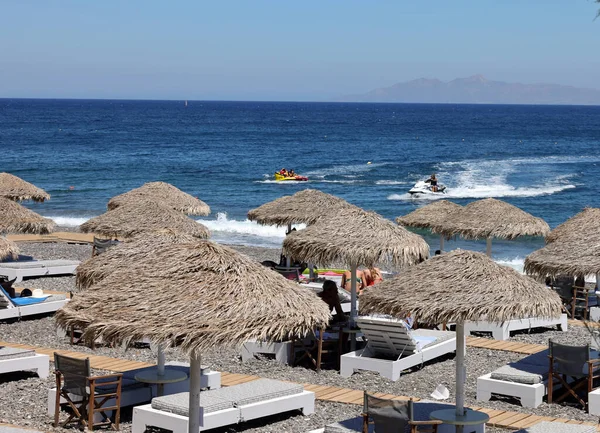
[0,286,48,306]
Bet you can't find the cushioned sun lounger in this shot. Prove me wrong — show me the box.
[0,346,49,379]
[131,378,315,433]
[464,314,568,340]
[477,349,558,408]
[340,315,456,381]
[0,259,79,282]
[0,286,68,320]
[513,421,595,433]
[48,362,221,420]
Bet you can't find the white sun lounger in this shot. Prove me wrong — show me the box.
[131,378,315,433]
[48,362,221,420]
[0,286,69,321]
[0,346,49,379]
[340,316,456,381]
[477,350,549,408]
[0,259,79,283]
[513,421,595,433]
[464,314,568,340]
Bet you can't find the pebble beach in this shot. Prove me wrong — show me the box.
[1,237,598,433]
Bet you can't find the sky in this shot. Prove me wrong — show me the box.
[1,1,599,101]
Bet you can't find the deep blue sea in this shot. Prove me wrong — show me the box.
[2,99,600,271]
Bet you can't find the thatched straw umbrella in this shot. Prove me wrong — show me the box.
[248,189,355,227]
[396,200,462,252]
[0,172,50,202]
[107,182,210,216]
[283,207,429,343]
[432,198,550,257]
[249,189,358,268]
[545,207,600,244]
[0,197,56,234]
[0,237,19,261]
[79,201,210,240]
[75,230,199,290]
[56,240,330,433]
[360,249,562,424]
[524,237,600,281]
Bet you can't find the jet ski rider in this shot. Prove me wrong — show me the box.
[425,173,438,192]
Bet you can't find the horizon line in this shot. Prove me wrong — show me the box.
[1,97,599,108]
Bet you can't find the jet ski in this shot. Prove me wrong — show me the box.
[408,180,447,196]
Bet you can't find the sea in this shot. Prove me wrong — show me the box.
[2,99,600,272]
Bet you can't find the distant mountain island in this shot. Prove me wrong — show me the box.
[336,75,600,105]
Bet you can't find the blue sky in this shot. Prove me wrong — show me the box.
[1,1,599,101]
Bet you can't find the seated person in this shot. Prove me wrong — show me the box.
[425,173,438,192]
[341,269,366,295]
[404,313,414,329]
[318,280,346,321]
[289,169,296,177]
[363,266,383,286]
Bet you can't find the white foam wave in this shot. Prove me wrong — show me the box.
[199,212,305,248]
[376,180,409,186]
[47,216,90,227]
[255,179,310,184]
[495,257,525,273]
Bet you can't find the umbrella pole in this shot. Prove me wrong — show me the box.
[188,352,202,433]
[157,343,165,376]
[486,237,492,257]
[440,235,444,253]
[455,321,466,431]
[286,223,292,268]
[350,264,358,351]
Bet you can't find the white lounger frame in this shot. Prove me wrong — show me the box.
[477,372,546,408]
[465,314,568,341]
[131,390,315,433]
[0,297,70,321]
[0,260,79,283]
[340,317,456,381]
[48,364,221,418]
[0,353,49,379]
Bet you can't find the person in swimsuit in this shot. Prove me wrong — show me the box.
[363,267,383,286]
[425,173,438,192]
[341,269,366,295]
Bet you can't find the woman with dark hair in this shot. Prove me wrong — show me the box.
[318,280,345,319]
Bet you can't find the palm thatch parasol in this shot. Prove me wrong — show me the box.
[107,182,211,216]
[396,200,462,252]
[360,249,562,422]
[0,172,50,202]
[79,201,210,240]
[432,198,550,257]
[0,197,56,234]
[0,237,19,261]
[248,189,356,227]
[283,207,429,337]
[524,237,600,279]
[56,240,330,433]
[545,207,600,244]
[75,230,199,290]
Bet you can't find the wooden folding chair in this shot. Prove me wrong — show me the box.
[548,340,600,410]
[53,353,123,430]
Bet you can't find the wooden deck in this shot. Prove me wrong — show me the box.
[466,336,546,354]
[1,341,598,431]
[6,232,97,245]
[569,319,600,329]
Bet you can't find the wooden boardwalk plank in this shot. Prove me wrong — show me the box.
[2,340,596,432]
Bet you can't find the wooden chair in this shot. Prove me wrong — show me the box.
[53,353,123,430]
[571,285,592,320]
[292,327,340,371]
[362,391,441,433]
[548,340,600,410]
